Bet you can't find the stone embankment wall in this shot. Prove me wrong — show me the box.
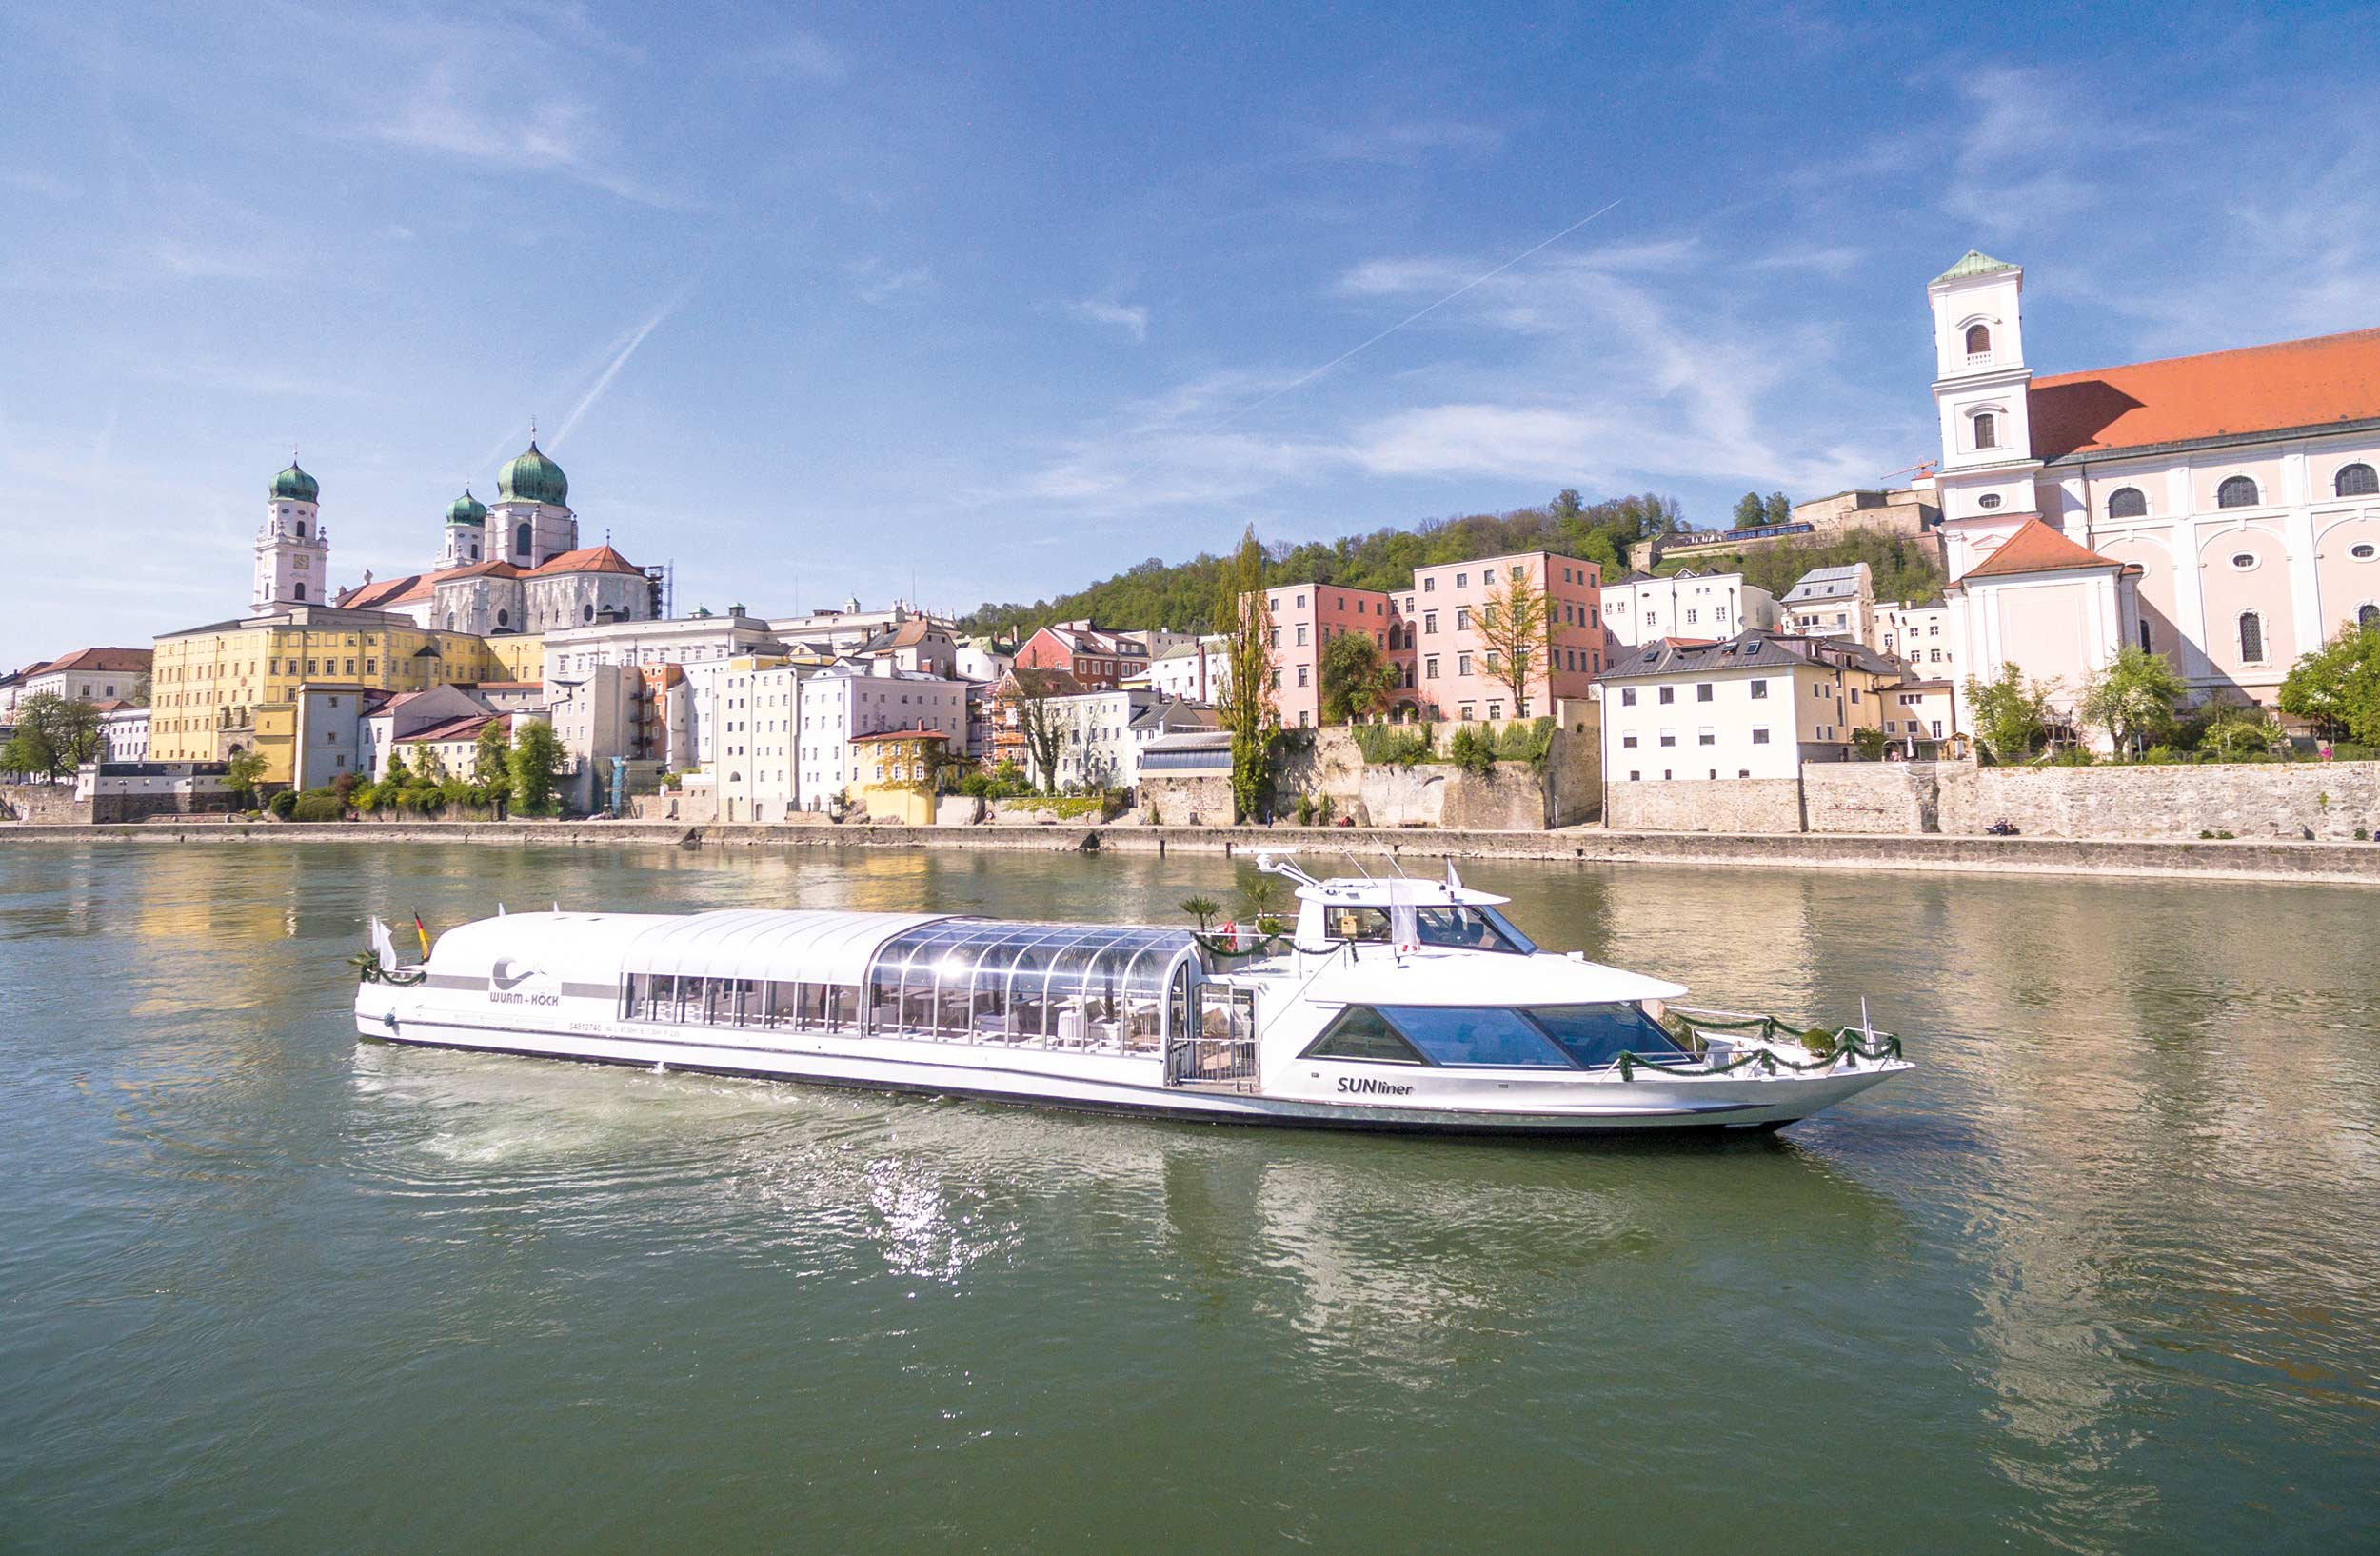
[1164,717,1598,831]
[1606,778,1802,833]
[1608,759,2380,839]
[1,783,89,824]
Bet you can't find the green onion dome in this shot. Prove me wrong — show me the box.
[446,488,487,527]
[268,462,319,504]
[497,440,568,507]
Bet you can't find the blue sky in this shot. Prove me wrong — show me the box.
[4,1,2377,668]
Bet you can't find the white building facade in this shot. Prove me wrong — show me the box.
[1600,569,1778,649]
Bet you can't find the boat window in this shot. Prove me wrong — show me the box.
[1412,907,1536,955]
[1524,1004,1683,1068]
[1380,1006,1573,1067]
[1324,906,1395,943]
[1300,1006,1428,1065]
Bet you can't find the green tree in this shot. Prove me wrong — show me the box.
[2079,646,2188,756]
[2279,619,2380,744]
[1478,563,1554,716]
[1004,671,1068,794]
[1319,631,1398,724]
[224,748,270,807]
[1732,491,1766,529]
[1179,895,1220,932]
[1214,526,1279,823]
[1764,490,1792,527]
[507,719,565,816]
[474,720,512,786]
[0,693,104,779]
[1964,663,2054,764]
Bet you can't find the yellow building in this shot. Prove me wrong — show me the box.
[850,728,948,825]
[150,606,525,773]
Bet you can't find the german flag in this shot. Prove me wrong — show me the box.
[413,912,431,960]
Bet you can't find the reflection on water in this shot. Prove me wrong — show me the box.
[1,841,2376,1555]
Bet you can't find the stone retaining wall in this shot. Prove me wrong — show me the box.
[2,783,89,824]
[1802,763,1940,835]
[1605,777,1802,833]
[1948,761,2380,840]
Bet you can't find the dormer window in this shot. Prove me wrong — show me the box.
[1964,323,1992,359]
[1973,411,1998,450]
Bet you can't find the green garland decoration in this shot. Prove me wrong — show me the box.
[1191,930,1293,960]
[349,950,426,987]
[1616,1027,1901,1081]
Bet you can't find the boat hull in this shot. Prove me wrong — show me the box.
[354,1008,1903,1137]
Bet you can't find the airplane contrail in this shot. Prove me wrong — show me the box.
[551,301,678,451]
[1179,198,1623,445]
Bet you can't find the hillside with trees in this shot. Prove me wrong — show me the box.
[958,490,1685,637]
[1670,528,1948,608]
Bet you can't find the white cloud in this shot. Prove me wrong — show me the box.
[1064,297,1150,344]
[851,261,937,307]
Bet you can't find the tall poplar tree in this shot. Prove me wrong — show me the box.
[1213,527,1279,823]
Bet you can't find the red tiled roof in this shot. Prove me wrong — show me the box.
[525,544,644,578]
[32,647,152,675]
[440,560,524,581]
[2029,326,2380,461]
[337,571,434,609]
[1958,517,2123,580]
[395,712,509,745]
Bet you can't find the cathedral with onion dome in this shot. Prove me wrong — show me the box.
[253,437,661,637]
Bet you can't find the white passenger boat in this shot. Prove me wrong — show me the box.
[351,856,1911,1136]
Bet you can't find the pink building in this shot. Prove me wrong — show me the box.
[1408,551,1606,721]
[1248,550,1604,727]
[1259,582,1413,728]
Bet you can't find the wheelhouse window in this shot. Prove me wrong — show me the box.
[1376,1006,1571,1067]
[2217,476,2259,509]
[1526,1004,1684,1068]
[1300,1007,1427,1065]
[1314,903,1535,954]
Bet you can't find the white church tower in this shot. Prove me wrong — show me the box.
[1928,251,2042,578]
[487,431,578,568]
[439,488,490,569]
[253,457,330,611]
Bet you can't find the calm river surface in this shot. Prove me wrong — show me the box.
[2,842,2375,1553]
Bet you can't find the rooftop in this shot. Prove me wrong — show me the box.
[1956,516,2127,581]
[2029,325,2380,462]
[1598,628,1897,682]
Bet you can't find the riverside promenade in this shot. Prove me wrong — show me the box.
[4,818,2376,885]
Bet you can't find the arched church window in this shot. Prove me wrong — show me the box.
[1973,412,1997,450]
[293,583,306,601]
[2217,476,2259,509]
[2138,620,2153,652]
[497,609,510,628]
[516,523,533,555]
[2337,463,2378,497]
[2107,487,2147,519]
[295,520,306,537]
[2238,611,2266,663]
[2361,604,2380,628]
[1964,324,1992,356]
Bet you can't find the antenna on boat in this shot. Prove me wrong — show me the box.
[1385,852,1412,879]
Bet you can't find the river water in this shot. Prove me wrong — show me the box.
[2,842,2374,1553]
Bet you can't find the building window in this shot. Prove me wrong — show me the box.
[293,583,306,601]
[2230,551,2258,570]
[1973,411,1997,450]
[1750,680,1768,700]
[1697,729,1715,746]
[2139,620,2153,652]
[1658,730,1676,747]
[1977,493,2002,509]
[1424,655,1439,679]
[2107,486,2148,519]
[1619,688,1636,707]
[2336,464,2378,497]
[1696,683,1713,702]
[1657,686,1674,704]
[2217,476,2258,509]
[2360,604,2380,628]
[1621,733,1637,748]
[1964,323,1991,357]
[2239,611,2266,664]
[2352,543,2378,561]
